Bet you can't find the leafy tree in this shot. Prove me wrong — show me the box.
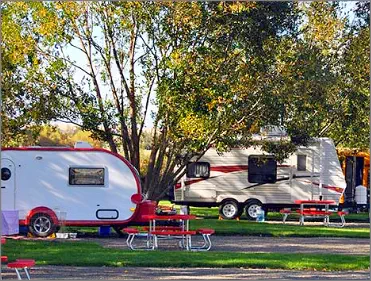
[267,2,369,151]
[1,3,60,146]
[5,2,366,199]
[3,2,301,199]
[334,1,370,149]
[36,125,103,147]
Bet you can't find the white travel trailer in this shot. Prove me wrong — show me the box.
[1,143,154,237]
[172,138,347,220]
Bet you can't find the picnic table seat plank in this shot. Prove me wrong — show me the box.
[7,259,35,280]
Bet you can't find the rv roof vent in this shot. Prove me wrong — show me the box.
[74,141,93,148]
[260,126,287,137]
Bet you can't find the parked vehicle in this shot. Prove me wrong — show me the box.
[1,142,154,237]
[172,138,347,220]
[337,149,370,211]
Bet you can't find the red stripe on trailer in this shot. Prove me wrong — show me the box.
[310,181,344,193]
[185,178,206,186]
[210,164,290,173]
[210,165,248,173]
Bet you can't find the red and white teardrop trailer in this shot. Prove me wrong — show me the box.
[1,143,155,237]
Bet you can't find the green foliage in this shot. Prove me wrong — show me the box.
[1,3,60,146]
[334,2,370,149]
[2,2,369,198]
[36,125,103,147]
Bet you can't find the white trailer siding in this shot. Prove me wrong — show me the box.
[1,148,140,225]
[174,138,346,207]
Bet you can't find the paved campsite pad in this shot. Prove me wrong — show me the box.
[85,236,369,255]
[1,265,369,280]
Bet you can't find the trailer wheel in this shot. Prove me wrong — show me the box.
[245,200,263,220]
[28,213,56,237]
[219,200,240,219]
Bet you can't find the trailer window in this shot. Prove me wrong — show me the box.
[248,155,277,183]
[69,168,105,186]
[186,162,210,178]
[297,155,307,171]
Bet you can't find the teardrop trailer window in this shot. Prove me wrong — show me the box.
[69,167,105,186]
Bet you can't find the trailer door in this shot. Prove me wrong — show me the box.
[1,159,15,210]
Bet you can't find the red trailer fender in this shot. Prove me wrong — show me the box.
[22,207,59,226]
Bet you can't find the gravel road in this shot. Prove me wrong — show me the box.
[1,265,369,280]
[85,235,369,256]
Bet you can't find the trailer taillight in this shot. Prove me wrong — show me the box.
[175,183,181,189]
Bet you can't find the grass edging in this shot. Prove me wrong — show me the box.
[3,240,370,271]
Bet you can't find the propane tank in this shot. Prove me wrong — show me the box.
[355,185,367,205]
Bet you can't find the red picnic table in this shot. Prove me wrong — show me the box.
[294,200,346,226]
[142,214,196,250]
[123,214,214,251]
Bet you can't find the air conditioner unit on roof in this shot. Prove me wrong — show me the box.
[74,141,93,148]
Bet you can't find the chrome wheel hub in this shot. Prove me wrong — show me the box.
[222,204,237,218]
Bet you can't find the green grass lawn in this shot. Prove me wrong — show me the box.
[159,201,370,222]
[63,202,369,238]
[189,206,370,222]
[190,219,369,238]
[64,219,369,239]
[3,239,369,271]
[159,200,370,222]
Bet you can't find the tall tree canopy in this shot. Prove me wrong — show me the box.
[2,1,369,198]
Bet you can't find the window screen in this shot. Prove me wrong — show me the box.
[297,155,307,171]
[69,168,105,186]
[186,162,210,178]
[248,155,277,183]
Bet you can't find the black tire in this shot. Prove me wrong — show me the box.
[28,213,56,237]
[245,200,263,220]
[219,200,241,219]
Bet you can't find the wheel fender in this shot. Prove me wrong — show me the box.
[244,198,264,205]
[217,195,241,204]
[25,207,59,226]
